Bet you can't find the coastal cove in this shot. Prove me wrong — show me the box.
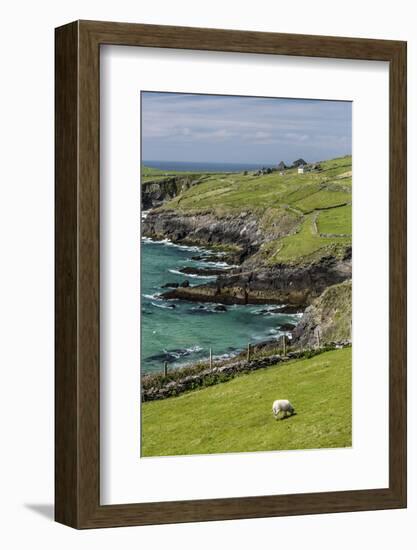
[141,238,301,373]
[141,155,353,375]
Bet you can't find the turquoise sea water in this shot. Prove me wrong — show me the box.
[141,239,301,374]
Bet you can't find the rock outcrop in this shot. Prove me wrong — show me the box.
[162,252,351,307]
[143,209,263,260]
[142,174,204,210]
[292,280,352,347]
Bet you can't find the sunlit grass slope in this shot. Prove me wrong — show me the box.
[159,156,351,215]
[147,156,352,264]
[142,347,352,457]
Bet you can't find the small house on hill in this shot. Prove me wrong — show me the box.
[298,165,306,174]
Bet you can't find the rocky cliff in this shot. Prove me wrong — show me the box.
[291,280,352,347]
[142,208,264,260]
[142,174,205,210]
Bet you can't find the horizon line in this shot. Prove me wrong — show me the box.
[142,154,352,165]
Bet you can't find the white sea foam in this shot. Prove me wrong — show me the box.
[185,345,203,354]
[186,257,238,268]
[250,305,296,316]
[142,293,161,300]
[168,269,217,279]
[189,304,228,313]
[167,243,203,252]
[141,237,205,253]
[151,302,175,310]
[160,240,201,252]
[141,237,170,245]
[163,345,203,359]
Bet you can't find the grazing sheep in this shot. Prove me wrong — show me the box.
[272,399,295,420]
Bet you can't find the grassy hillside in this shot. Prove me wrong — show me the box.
[146,156,352,265]
[141,165,206,183]
[142,165,167,177]
[141,347,351,457]
[317,204,352,235]
[259,212,351,265]
[159,156,351,214]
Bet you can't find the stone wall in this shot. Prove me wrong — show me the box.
[141,341,351,402]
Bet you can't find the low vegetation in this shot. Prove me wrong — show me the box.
[141,341,341,393]
[141,165,206,183]
[141,347,352,457]
[317,204,352,235]
[154,156,351,213]
[259,214,350,265]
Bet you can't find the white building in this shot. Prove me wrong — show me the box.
[298,165,305,174]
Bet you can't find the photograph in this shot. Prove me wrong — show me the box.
[140,91,353,458]
[0,0,410,538]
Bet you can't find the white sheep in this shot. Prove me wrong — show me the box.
[272,399,295,420]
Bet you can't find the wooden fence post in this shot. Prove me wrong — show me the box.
[282,334,286,357]
[164,361,168,377]
[209,347,212,368]
[247,342,251,362]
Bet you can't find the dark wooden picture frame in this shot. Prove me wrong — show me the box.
[55,20,407,529]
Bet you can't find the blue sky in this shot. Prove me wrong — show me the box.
[141,92,352,165]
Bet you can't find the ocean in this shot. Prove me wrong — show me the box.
[142,160,277,173]
[141,238,301,374]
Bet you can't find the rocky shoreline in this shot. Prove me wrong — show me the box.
[161,252,351,307]
[141,173,352,370]
[143,208,351,308]
[143,209,261,262]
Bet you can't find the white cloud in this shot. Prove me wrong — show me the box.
[141,92,352,163]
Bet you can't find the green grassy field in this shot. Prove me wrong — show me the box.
[317,204,352,235]
[141,165,207,183]
[259,213,350,265]
[141,347,352,457]
[141,165,169,182]
[142,166,167,177]
[145,156,352,264]
[158,157,351,214]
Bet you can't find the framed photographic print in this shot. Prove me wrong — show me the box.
[55,20,407,528]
